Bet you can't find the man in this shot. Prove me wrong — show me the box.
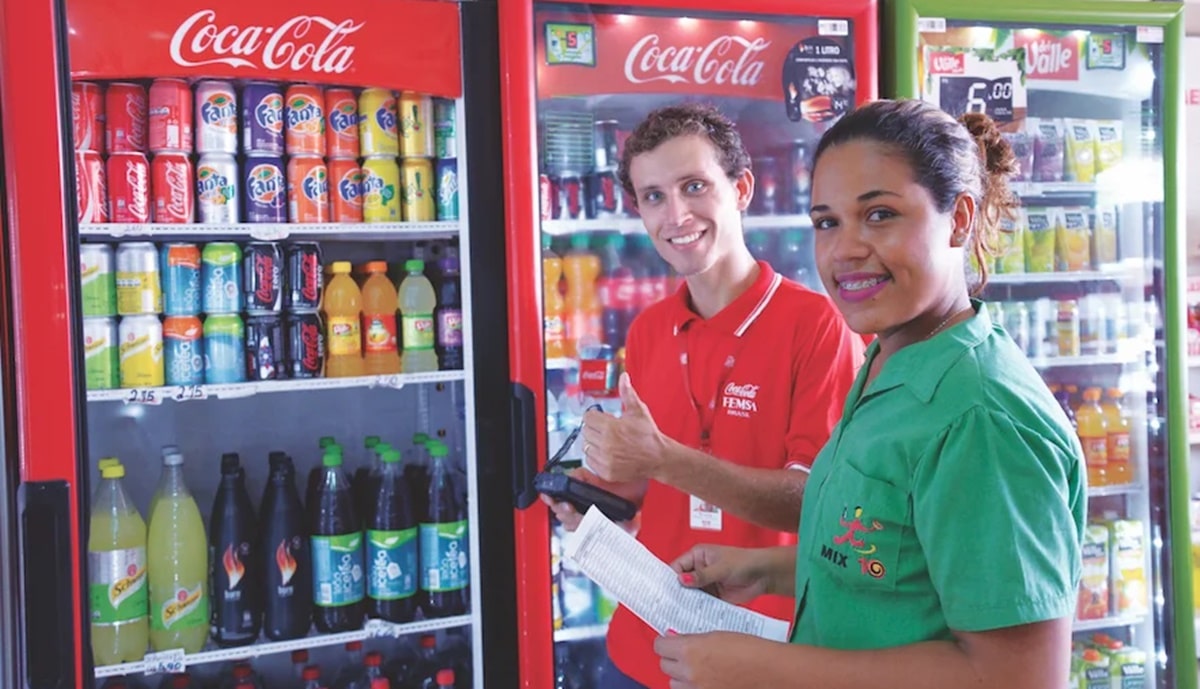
[544,104,863,689]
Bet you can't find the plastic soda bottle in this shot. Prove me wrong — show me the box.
[361,262,401,375]
[353,435,383,519]
[1076,388,1109,487]
[209,453,260,647]
[1102,388,1133,485]
[310,449,365,632]
[89,460,150,665]
[404,432,431,529]
[420,441,469,618]
[399,259,439,372]
[333,641,366,689]
[563,233,602,357]
[367,448,419,623]
[543,235,566,359]
[324,261,365,378]
[434,254,463,371]
[148,449,210,653]
[259,454,310,643]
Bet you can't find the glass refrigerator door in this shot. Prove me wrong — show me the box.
[911,16,1182,689]
[531,4,871,685]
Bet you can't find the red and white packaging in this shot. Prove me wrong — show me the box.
[107,152,151,223]
[71,82,105,153]
[149,78,193,153]
[105,82,147,153]
[151,152,194,223]
[75,150,108,222]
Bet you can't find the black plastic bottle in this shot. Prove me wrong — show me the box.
[209,453,261,646]
[259,452,311,640]
[366,448,418,623]
[434,254,463,370]
[310,449,365,632]
[420,442,469,618]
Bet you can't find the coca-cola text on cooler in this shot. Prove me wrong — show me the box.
[107,152,151,223]
[169,10,364,74]
[623,34,769,87]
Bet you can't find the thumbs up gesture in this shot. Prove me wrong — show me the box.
[581,373,670,483]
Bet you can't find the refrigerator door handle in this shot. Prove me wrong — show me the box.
[511,382,539,509]
[19,480,77,689]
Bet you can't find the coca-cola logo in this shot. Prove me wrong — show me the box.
[929,52,964,75]
[375,100,397,134]
[300,256,320,302]
[163,161,190,219]
[248,164,285,206]
[302,168,328,201]
[724,382,760,399]
[126,162,150,220]
[581,369,606,381]
[254,94,283,134]
[254,254,276,304]
[329,102,359,138]
[169,10,363,74]
[1017,33,1078,81]
[624,34,769,87]
[338,170,363,204]
[125,95,147,149]
[300,321,321,371]
[614,278,637,307]
[285,95,322,131]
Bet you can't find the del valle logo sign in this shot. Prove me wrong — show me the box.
[1015,30,1080,81]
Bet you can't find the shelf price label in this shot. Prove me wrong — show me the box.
[248,225,289,241]
[377,374,405,390]
[171,385,207,402]
[365,619,401,639]
[124,388,164,406]
[143,648,185,675]
[922,48,1025,123]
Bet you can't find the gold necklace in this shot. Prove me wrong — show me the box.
[926,307,972,341]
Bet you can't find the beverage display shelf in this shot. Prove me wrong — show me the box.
[542,214,812,236]
[79,221,460,241]
[1030,353,1140,369]
[86,371,465,405]
[553,623,610,644]
[1087,483,1144,498]
[93,615,472,678]
[1011,181,1098,198]
[1072,614,1146,633]
[547,358,577,371]
[988,266,1143,286]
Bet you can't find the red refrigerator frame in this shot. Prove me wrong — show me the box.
[497,1,878,687]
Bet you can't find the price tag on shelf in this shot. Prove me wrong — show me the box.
[377,374,405,390]
[917,17,946,34]
[365,619,401,639]
[922,48,1025,123]
[171,385,207,402]
[1136,26,1164,45]
[817,19,849,37]
[124,388,164,406]
[248,225,289,241]
[143,648,185,675]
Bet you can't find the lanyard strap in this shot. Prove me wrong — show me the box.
[676,329,740,452]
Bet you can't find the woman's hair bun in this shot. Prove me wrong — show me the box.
[958,112,1018,179]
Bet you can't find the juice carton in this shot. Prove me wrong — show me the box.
[1024,208,1055,273]
[1003,128,1034,182]
[1079,648,1110,689]
[1063,119,1096,183]
[1056,207,1092,272]
[1094,120,1124,175]
[1030,117,1065,183]
[1077,523,1110,620]
[994,209,1027,274]
[1110,519,1148,616]
[1092,207,1119,266]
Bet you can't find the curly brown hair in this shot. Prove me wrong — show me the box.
[616,103,752,204]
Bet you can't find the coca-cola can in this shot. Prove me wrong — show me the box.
[245,313,285,380]
[106,152,151,223]
[586,169,623,219]
[148,78,193,153]
[284,310,324,378]
[285,242,323,311]
[241,81,284,155]
[594,120,620,170]
[555,172,586,220]
[106,83,147,153]
[243,242,283,314]
[787,141,811,215]
[751,156,779,216]
[244,154,287,223]
[539,174,557,221]
[75,151,109,223]
[195,80,238,154]
[72,82,105,153]
[151,152,194,223]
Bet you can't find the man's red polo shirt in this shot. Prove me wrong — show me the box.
[606,261,863,688]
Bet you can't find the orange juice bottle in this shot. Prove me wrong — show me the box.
[323,261,365,378]
[1102,388,1133,484]
[361,261,401,375]
[543,235,566,360]
[1076,387,1109,487]
[562,233,601,358]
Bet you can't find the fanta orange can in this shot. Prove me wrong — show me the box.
[325,88,360,159]
[362,156,401,223]
[284,84,326,156]
[287,156,330,224]
[328,158,364,223]
[358,88,398,157]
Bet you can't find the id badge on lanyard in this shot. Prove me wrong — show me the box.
[676,326,739,532]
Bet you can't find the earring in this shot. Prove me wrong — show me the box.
[951,230,968,247]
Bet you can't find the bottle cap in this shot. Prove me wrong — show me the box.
[221,453,241,474]
[163,451,184,467]
[97,458,120,471]
[346,640,363,652]
[100,465,125,480]
[436,669,456,686]
[405,259,425,273]
[429,442,449,458]
[365,436,381,449]
[366,261,388,273]
[318,436,336,448]
[160,444,179,458]
[366,651,382,666]
[420,634,437,648]
[414,432,430,445]
[172,676,191,689]
[233,665,251,678]
[322,451,343,468]
[570,233,590,249]
[292,650,309,663]
[332,261,352,274]
[376,443,392,454]
[543,234,553,250]
[1106,388,1123,398]
[328,444,344,456]
[302,666,320,681]
[382,449,402,464]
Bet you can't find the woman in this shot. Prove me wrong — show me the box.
[654,99,1085,689]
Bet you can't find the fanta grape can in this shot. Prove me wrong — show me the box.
[160,242,201,316]
[204,314,245,384]
[107,152,151,224]
[163,315,204,385]
[287,156,329,224]
[81,244,117,316]
[195,80,238,154]
[398,92,433,158]
[325,88,360,159]
[359,157,399,223]
[76,150,109,223]
[435,158,458,221]
[106,82,147,153]
[242,82,284,155]
[116,242,162,315]
[328,158,364,223]
[358,88,398,157]
[148,78,192,153]
[72,81,105,153]
[401,158,435,222]
[196,153,239,224]
[244,155,287,223]
[285,84,325,156]
[83,316,119,390]
[151,152,194,224]
[119,314,164,387]
[202,242,243,314]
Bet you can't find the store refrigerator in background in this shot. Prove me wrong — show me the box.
[886,1,1194,687]
[499,1,877,687]
[0,0,519,688]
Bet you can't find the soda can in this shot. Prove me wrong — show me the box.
[159,242,202,316]
[83,316,119,390]
[204,313,245,384]
[163,315,205,385]
[399,91,433,158]
[107,152,151,224]
[202,242,243,314]
[75,150,109,223]
[539,174,555,221]
[400,157,435,222]
[285,243,323,311]
[329,158,364,223]
[325,88,360,159]
[148,78,193,153]
[241,81,284,155]
[787,140,811,215]
[244,155,287,223]
[72,82,105,153]
[751,157,779,216]
[118,314,164,388]
[361,156,400,223]
[555,172,586,220]
[245,313,285,380]
[585,169,621,219]
[284,84,326,156]
[151,152,194,223]
[287,156,329,223]
[106,82,147,153]
[284,310,325,378]
[435,158,459,221]
[80,244,117,316]
[593,120,620,170]
[244,242,283,313]
[433,98,456,159]
[115,242,162,315]
[196,153,240,224]
[195,80,238,154]
[358,87,398,156]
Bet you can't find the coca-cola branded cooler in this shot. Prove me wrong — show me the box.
[0,0,521,688]
[498,0,877,686]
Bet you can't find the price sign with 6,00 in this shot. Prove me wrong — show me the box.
[938,76,1015,121]
[922,49,1025,124]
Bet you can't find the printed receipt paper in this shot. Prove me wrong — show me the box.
[563,506,790,641]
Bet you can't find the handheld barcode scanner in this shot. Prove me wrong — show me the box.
[533,403,639,522]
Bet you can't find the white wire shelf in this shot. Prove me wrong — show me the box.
[1029,353,1141,369]
[1087,483,1144,498]
[79,221,459,241]
[1072,614,1146,633]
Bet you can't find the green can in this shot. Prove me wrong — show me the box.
[80,244,117,316]
[433,98,456,159]
[83,316,119,389]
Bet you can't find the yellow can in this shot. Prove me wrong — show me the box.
[358,88,399,157]
[401,157,436,222]
[118,314,164,387]
[361,156,401,223]
[398,91,433,158]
